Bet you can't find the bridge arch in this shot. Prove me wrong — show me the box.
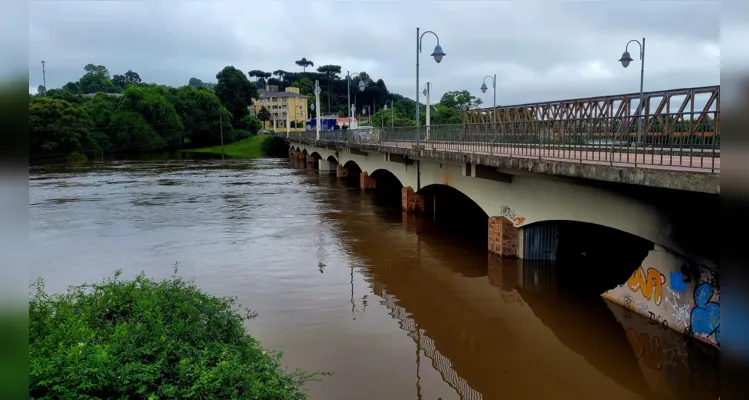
[419,184,489,238]
[343,160,362,175]
[327,155,338,164]
[370,169,404,190]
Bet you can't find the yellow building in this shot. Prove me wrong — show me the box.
[252,85,309,132]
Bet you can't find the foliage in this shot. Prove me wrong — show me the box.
[29,269,327,399]
[294,58,314,72]
[215,66,258,125]
[29,98,96,155]
[257,106,271,123]
[439,90,483,112]
[188,77,204,87]
[245,115,263,134]
[316,65,341,114]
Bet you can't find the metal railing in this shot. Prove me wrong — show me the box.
[279,110,720,172]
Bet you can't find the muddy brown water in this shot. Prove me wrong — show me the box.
[29,159,719,400]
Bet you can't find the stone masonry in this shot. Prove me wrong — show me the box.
[360,171,376,190]
[401,186,425,213]
[488,216,519,257]
[306,155,316,169]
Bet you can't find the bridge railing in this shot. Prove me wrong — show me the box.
[283,110,719,171]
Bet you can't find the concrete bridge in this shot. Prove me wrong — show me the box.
[281,85,720,349]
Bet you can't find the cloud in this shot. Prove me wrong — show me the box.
[27,0,719,106]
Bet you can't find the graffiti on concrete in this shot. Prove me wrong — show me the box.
[670,271,686,291]
[665,287,691,329]
[648,311,669,330]
[689,283,720,345]
[627,266,666,306]
[499,205,526,226]
[626,329,662,370]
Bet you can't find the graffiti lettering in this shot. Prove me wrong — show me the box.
[627,266,666,306]
[513,216,526,225]
[670,271,686,291]
[626,329,662,370]
[648,311,669,330]
[499,205,525,226]
[690,283,720,345]
[619,293,634,318]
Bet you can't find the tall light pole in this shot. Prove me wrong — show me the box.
[422,82,431,140]
[618,38,645,144]
[314,80,322,140]
[41,61,47,96]
[416,27,446,145]
[347,71,366,128]
[383,100,395,127]
[480,74,497,127]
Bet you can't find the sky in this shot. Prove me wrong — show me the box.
[27,1,722,108]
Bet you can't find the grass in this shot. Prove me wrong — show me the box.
[182,135,271,159]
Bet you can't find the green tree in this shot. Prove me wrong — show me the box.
[292,77,315,96]
[215,66,258,125]
[246,114,262,134]
[29,98,94,156]
[439,90,483,112]
[188,77,203,87]
[295,57,314,72]
[257,106,271,126]
[316,65,341,114]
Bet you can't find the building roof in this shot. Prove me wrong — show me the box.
[258,89,307,99]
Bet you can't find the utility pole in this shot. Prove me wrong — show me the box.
[41,61,47,96]
[219,112,225,160]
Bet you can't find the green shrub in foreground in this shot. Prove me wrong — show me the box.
[29,268,328,399]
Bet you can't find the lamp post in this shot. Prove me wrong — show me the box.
[480,74,497,127]
[416,27,445,145]
[347,71,366,129]
[350,104,357,129]
[618,37,645,144]
[383,100,395,128]
[422,82,431,140]
[314,80,322,140]
[362,105,371,126]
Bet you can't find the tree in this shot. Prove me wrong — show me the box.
[292,77,315,96]
[439,90,482,112]
[214,66,258,124]
[272,70,286,83]
[188,77,203,87]
[295,58,314,72]
[247,70,265,81]
[29,98,94,156]
[245,115,262,134]
[316,65,341,114]
[124,70,141,84]
[37,85,46,97]
[257,106,271,125]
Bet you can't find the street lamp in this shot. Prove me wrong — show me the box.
[618,37,645,144]
[416,27,445,145]
[314,80,322,140]
[480,74,497,126]
[347,71,366,129]
[383,100,395,127]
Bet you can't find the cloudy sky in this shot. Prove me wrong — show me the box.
[28,1,721,107]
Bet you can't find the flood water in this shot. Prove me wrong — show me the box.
[29,158,720,400]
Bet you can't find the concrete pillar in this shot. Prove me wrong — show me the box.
[401,186,424,213]
[488,216,519,258]
[288,148,294,159]
[318,159,336,174]
[360,171,377,190]
[336,164,348,178]
[306,155,316,169]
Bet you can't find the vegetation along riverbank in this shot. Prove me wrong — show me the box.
[182,134,287,159]
[29,268,328,399]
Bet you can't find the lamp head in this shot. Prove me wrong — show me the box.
[431,44,446,63]
[383,104,387,110]
[313,86,321,95]
[423,88,427,96]
[358,80,365,92]
[619,51,634,68]
[480,82,488,94]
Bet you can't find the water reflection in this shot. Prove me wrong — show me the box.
[29,160,719,400]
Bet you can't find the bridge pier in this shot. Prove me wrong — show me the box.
[401,186,424,213]
[360,171,376,190]
[336,164,348,178]
[488,216,519,258]
[306,155,316,169]
[318,159,336,174]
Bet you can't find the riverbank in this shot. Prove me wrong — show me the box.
[29,270,326,398]
[182,135,286,159]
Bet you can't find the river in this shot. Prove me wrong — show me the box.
[29,158,719,400]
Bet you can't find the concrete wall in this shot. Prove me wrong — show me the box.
[602,245,720,348]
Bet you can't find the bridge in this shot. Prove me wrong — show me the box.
[280,85,720,349]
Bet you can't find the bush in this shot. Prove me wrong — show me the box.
[29,268,327,399]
